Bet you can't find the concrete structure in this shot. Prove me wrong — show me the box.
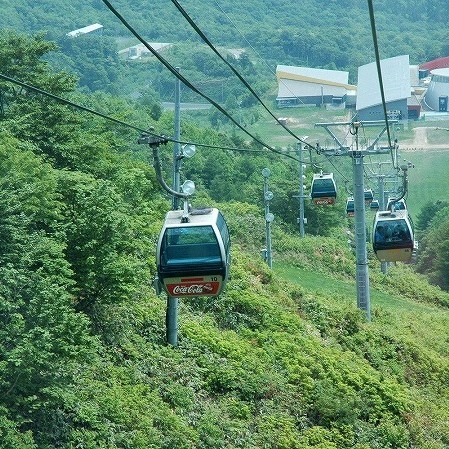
[276,65,355,108]
[424,68,449,111]
[124,42,172,59]
[356,55,411,121]
[67,23,103,38]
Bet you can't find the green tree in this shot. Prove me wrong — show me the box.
[56,34,122,92]
[416,205,449,290]
[58,171,151,314]
[415,200,449,235]
[0,30,83,167]
[0,31,77,116]
[0,133,98,447]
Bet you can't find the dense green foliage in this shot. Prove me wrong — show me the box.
[3,0,448,65]
[415,202,449,290]
[2,0,449,103]
[1,23,449,449]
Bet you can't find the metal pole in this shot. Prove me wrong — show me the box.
[266,221,272,268]
[171,69,181,345]
[262,168,273,268]
[173,67,181,210]
[352,125,371,321]
[166,296,178,346]
[298,142,305,237]
[264,177,273,268]
[377,175,388,274]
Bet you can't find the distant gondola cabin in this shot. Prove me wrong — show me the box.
[386,197,406,211]
[311,173,337,205]
[364,189,374,205]
[156,208,231,298]
[372,210,414,262]
[346,197,355,216]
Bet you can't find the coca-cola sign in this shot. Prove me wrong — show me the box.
[314,197,335,205]
[166,281,221,297]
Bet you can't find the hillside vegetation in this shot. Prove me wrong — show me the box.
[2,0,449,102]
[1,15,449,449]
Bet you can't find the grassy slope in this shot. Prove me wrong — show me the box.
[403,149,449,216]
[274,263,440,315]
[266,209,449,440]
[268,235,449,448]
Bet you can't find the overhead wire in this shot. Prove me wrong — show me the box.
[324,154,351,184]
[169,0,310,146]
[366,0,396,168]
[0,73,146,133]
[0,73,279,155]
[360,121,380,180]
[99,0,301,162]
[175,1,402,203]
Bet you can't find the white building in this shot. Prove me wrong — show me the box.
[356,55,411,121]
[126,43,172,59]
[424,68,449,111]
[67,23,104,38]
[276,65,355,108]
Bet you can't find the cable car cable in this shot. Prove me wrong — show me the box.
[211,0,309,108]
[0,73,297,159]
[366,0,396,168]
[314,149,351,184]
[169,0,310,147]
[99,0,301,162]
[0,72,148,134]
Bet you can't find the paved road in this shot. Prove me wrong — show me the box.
[162,102,212,111]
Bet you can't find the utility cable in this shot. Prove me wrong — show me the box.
[325,154,351,184]
[366,0,396,167]
[100,0,300,162]
[169,0,310,146]
[0,73,284,156]
[0,73,147,134]
[312,148,351,184]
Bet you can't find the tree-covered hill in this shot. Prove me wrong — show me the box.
[4,0,449,116]
[2,29,449,449]
[3,0,449,63]
[3,0,449,88]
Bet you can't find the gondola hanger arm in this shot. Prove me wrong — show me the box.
[151,147,191,200]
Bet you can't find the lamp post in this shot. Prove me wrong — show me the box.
[262,168,274,268]
[173,143,196,211]
[173,67,181,209]
[166,178,196,347]
[297,137,309,237]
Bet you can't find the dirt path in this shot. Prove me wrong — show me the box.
[412,127,428,145]
[400,126,449,151]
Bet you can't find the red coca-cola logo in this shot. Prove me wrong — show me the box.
[166,281,220,297]
[315,198,334,205]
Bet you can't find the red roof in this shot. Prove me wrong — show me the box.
[420,56,449,71]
